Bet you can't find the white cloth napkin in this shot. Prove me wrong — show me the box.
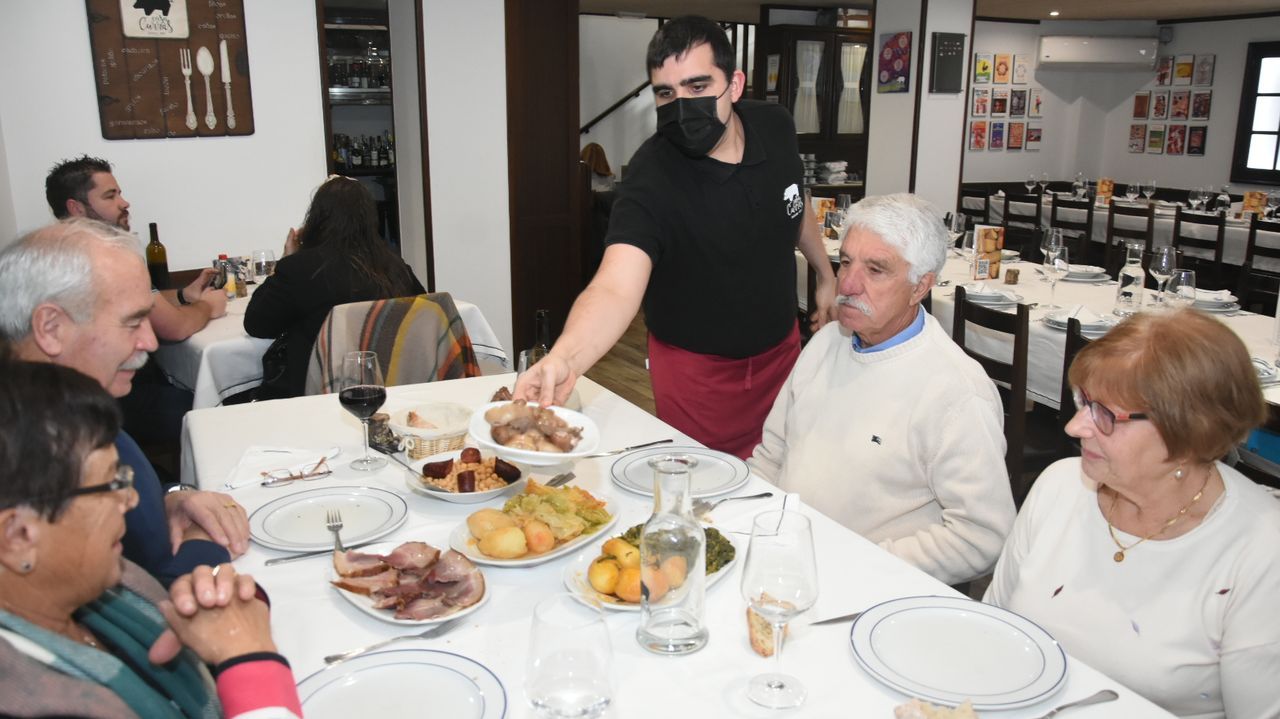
[1195,289,1233,302]
[223,445,341,490]
[1058,305,1108,326]
[961,282,1016,301]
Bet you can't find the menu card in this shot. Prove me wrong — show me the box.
[1096,178,1115,206]
[973,224,1004,280]
[1241,191,1267,218]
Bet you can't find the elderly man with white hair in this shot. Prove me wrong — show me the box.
[749,193,1015,585]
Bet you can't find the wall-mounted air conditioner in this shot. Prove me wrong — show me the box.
[1038,36,1159,70]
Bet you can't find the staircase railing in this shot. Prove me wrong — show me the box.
[580,80,651,135]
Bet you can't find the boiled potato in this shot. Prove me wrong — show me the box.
[602,538,640,569]
[478,525,527,559]
[467,508,516,539]
[588,557,621,595]
[660,555,688,589]
[522,519,556,554]
[615,566,642,603]
[641,565,669,603]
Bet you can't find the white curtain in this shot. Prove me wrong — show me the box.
[794,40,823,134]
[837,43,867,134]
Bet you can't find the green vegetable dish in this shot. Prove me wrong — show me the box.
[619,523,736,574]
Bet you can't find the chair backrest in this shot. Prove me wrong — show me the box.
[952,286,1030,499]
[1001,192,1043,230]
[960,187,990,225]
[305,292,481,395]
[1059,316,1092,437]
[1238,215,1280,314]
[1103,202,1155,276]
[1170,206,1227,289]
[1048,196,1094,260]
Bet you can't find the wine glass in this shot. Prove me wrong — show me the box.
[251,249,275,283]
[1040,227,1063,270]
[740,510,818,710]
[525,593,614,719]
[1038,172,1050,194]
[1024,174,1037,194]
[1188,187,1204,211]
[1166,269,1197,308]
[1124,181,1139,203]
[1267,191,1280,219]
[1071,173,1085,199]
[340,351,387,471]
[1148,247,1176,303]
[1142,180,1157,202]
[1043,245,1069,311]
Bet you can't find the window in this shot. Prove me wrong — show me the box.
[1232,41,1280,185]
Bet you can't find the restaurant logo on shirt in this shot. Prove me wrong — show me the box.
[783,183,803,219]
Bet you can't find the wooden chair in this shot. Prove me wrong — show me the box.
[1048,196,1094,265]
[1170,206,1228,290]
[1103,203,1154,277]
[959,187,990,226]
[952,286,1032,504]
[1237,215,1280,315]
[1058,317,1091,437]
[1001,192,1043,231]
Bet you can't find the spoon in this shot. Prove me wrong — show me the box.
[1031,689,1119,719]
[196,46,217,130]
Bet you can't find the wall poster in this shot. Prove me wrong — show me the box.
[877,32,912,93]
[1128,124,1147,153]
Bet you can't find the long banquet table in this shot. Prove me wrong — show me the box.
[154,286,509,409]
[182,374,1173,717]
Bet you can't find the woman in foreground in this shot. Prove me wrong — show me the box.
[985,308,1280,718]
[0,361,301,718]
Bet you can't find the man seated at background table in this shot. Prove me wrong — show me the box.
[748,193,1015,586]
[46,155,227,463]
[0,218,249,586]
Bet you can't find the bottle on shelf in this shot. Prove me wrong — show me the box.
[145,222,170,290]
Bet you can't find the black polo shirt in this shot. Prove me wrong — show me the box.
[604,100,805,358]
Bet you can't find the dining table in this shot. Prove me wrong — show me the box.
[181,373,1174,718]
[153,284,509,409]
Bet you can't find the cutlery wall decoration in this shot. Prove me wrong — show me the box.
[85,0,254,139]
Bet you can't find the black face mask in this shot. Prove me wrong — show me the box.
[656,82,731,157]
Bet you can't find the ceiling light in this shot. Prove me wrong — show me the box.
[1049,10,1060,16]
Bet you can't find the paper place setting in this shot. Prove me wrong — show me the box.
[223,445,342,490]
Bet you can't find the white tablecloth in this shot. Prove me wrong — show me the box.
[181,374,1172,718]
[154,288,508,409]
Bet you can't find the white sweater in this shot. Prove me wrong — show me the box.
[748,316,1015,585]
[985,459,1280,719]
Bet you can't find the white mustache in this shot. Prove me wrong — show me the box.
[836,295,873,317]
[121,351,149,371]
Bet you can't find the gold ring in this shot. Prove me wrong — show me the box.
[211,565,221,577]
[224,503,238,508]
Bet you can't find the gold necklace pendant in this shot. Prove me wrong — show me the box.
[1113,550,1125,562]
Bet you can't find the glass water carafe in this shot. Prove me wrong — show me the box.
[1114,241,1145,317]
[636,455,708,655]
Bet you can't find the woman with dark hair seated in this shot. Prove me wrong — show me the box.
[0,361,301,718]
[245,175,424,399]
[985,308,1280,719]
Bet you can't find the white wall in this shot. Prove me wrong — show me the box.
[422,0,512,353]
[913,0,975,214]
[0,112,14,243]
[389,0,427,283]
[866,0,922,195]
[0,0,327,266]
[579,15,658,177]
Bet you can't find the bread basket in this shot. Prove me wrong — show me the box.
[389,403,471,459]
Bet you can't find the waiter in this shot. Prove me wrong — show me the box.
[517,16,836,458]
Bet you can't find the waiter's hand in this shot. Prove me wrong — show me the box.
[513,354,578,408]
[810,275,837,332]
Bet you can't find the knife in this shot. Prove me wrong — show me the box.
[220,40,236,130]
[264,540,378,566]
[809,610,864,626]
[371,444,418,475]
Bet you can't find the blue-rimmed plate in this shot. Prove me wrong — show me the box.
[298,649,506,718]
[850,595,1067,710]
[248,485,408,552]
[609,446,749,498]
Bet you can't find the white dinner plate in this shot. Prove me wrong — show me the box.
[1065,264,1106,277]
[468,401,600,466]
[1043,312,1116,332]
[1058,273,1109,283]
[448,500,619,568]
[1195,302,1241,314]
[968,292,1024,306]
[609,446,750,498]
[404,450,528,505]
[561,531,740,612]
[850,596,1067,710]
[1001,250,1021,261]
[297,649,506,719]
[249,486,408,552]
[329,540,490,625]
[1253,358,1276,381]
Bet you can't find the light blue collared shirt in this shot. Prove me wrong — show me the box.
[851,305,925,353]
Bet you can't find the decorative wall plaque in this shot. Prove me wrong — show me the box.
[86,0,255,139]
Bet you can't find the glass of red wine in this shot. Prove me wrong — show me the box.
[340,351,387,471]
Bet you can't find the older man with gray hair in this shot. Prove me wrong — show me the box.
[0,218,248,586]
[749,193,1014,585]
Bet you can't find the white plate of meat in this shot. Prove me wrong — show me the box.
[330,540,488,624]
[468,401,600,466]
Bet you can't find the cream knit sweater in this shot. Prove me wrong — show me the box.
[749,315,1015,584]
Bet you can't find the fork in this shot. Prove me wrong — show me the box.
[179,48,197,130]
[323,618,460,664]
[1030,689,1118,718]
[326,509,345,552]
[545,471,575,488]
[692,491,773,518]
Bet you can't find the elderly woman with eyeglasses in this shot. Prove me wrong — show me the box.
[0,361,301,719]
[984,308,1280,719]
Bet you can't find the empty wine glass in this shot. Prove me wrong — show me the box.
[339,351,387,471]
[1024,174,1037,194]
[1043,245,1069,310]
[1166,269,1197,308]
[1071,173,1085,199]
[1268,191,1280,219]
[526,593,614,719]
[1039,172,1050,194]
[1040,227,1063,270]
[1189,187,1204,211]
[740,510,818,710]
[1142,180,1157,201]
[1148,247,1176,303]
[1124,181,1139,203]
[250,249,275,283]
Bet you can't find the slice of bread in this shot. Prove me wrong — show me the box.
[746,593,794,657]
[893,699,979,719]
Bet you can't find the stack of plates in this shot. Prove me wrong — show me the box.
[958,283,1022,309]
[1193,291,1240,314]
[1252,358,1277,383]
[1000,249,1021,262]
[1043,310,1116,338]
[1060,265,1108,283]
